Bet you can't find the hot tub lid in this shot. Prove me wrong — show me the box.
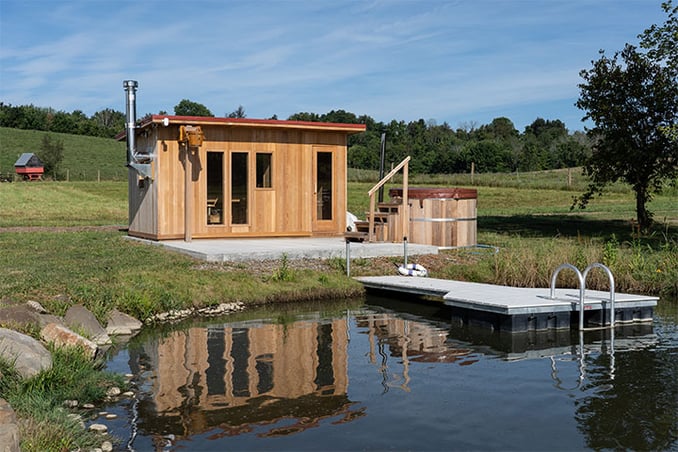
[388,187,477,200]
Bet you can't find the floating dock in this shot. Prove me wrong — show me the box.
[356,276,658,333]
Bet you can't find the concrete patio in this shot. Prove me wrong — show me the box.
[126,236,440,262]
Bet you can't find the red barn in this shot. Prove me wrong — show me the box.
[14,153,44,181]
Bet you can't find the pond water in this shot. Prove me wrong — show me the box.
[103,295,677,451]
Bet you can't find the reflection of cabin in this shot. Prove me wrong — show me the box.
[120,115,365,240]
[132,318,351,435]
[14,153,44,181]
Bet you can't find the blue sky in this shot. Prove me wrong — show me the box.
[0,0,667,132]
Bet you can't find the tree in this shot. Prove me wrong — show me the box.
[641,1,678,144]
[38,134,64,179]
[173,99,213,117]
[227,105,246,118]
[574,2,678,231]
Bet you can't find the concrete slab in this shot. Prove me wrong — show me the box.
[126,237,439,262]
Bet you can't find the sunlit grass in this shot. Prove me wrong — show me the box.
[0,181,127,227]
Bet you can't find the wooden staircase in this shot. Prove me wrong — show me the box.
[345,156,410,243]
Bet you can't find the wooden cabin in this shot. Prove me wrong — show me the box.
[121,115,365,241]
[14,153,44,181]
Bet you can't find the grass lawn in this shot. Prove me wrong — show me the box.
[0,178,676,319]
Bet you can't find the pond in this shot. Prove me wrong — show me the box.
[103,295,677,451]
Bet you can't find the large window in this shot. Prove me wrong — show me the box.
[256,153,272,188]
[231,152,248,224]
[206,152,224,225]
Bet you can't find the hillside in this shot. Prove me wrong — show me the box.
[0,127,127,180]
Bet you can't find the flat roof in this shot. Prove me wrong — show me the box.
[117,115,366,140]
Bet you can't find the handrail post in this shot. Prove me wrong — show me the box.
[368,193,376,242]
[549,263,585,330]
[583,263,616,328]
[402,159,409,244]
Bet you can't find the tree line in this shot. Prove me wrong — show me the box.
[0,103,126,139]
[295,112,591,174]
[0,100,591,175]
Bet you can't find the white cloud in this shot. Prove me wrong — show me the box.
[0,0,666,130]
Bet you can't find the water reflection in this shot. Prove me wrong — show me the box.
[111,298,676,451]
[355,312,477,393]
[130,316,357,440]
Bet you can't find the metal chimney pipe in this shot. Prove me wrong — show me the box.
[123,80,138,165]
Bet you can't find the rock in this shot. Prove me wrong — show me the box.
[64,305,112,346]
[0,399,19,452]
[0,399,17,425]
[105,387,121,397]
[26,300,47,314]
[0,305,40,327]
[40,323,98,359]
[105,413,118,420]
[0,328,52,378]
[101,441,113,452]
[63,399,78,408]
[122,391,135,398]
[0,304,62,329]
[82,403,95,409]
[0,424,20,452]
[25,301,47,314]
[36,313,64,328]
[106,309,142,336]
[89,423,108,434]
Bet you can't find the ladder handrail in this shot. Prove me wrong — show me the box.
[549,263,585,299]
[583,263,616,328]
[549,262,616,331]
[368,156,411,197]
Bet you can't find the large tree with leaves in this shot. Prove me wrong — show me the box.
[575,1,677,230]
[173,99,213,117]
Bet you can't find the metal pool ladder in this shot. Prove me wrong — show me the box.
[549,263,616,331]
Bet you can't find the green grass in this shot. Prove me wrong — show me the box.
[0,127,127,181]
[0,229,363,323]
[0,181,127,227]
[0,346,126,452]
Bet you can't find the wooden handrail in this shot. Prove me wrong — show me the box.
[368,156,410,196]
[367,156,410,242]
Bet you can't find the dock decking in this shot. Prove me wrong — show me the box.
[356,276,658,332]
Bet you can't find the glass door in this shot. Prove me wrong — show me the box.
[231,152,248,225]
[313,149,336,232]
[206,152,224,225]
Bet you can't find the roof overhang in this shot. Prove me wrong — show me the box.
[116,115,366,140]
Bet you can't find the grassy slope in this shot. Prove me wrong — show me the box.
[0,127,127,180]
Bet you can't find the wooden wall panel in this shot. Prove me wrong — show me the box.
[134,123,355,239]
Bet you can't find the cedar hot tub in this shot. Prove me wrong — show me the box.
[389,187,477,248]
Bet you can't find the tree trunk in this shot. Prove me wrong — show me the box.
[635,185,652,232]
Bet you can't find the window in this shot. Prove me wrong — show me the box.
[256,153,272,188]
[231,152,248,224]
[206,152,224,225]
